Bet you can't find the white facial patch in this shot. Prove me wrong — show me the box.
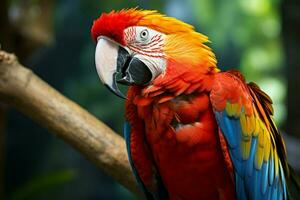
[124,26,167,81]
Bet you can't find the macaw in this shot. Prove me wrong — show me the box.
[91,9,299,200]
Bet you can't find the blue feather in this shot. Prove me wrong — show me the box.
[214,110,288,200]
[265,186,272,200]
[271,182,278,200]
[278,184,283,200]
[123,122,157,200]
[124,122,131,157]
[246,138,257,177]
[230,151,244,176]
[261,161,269,195]
[215,112,239,148]
[279,162,287,199]
[245,169,258,200]
[123,122,147,192]
[235,173,247,200]
[269,154,274,185]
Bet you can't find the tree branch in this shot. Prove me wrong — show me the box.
[0,50,139,194]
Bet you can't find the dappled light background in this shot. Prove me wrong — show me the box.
[2,0,299,199]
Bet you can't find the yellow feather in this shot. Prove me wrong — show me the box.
[255,145,264,170]
[232,103,241,117]
[274,149,279,177]
[241,138,252,160]
[164,34,216,67]
[240,114,249,138]
[247,115,255,135]
[226,102,234,117]
[252,117,260,137]
[255,127,268,169]
[241,114,255,138]
[258,121,266,141]
[258,127,266,147]
[136,10,216,68]
[236,104,242,117]
[264,134,271,162]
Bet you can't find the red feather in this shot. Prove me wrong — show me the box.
[91,10,142,45]
[127,84,236,199]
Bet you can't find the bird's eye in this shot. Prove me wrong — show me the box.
[140,29,149,41]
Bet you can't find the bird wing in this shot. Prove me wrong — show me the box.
[210,70,288,200]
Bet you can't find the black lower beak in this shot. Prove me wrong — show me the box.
[116,46,152,86]
[117,57,152,86]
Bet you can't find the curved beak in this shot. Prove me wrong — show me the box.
[95,37,128,98]
[95,37,152,99]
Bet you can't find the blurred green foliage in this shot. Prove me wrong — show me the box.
[190,0,285,124]
[10,170,76,200]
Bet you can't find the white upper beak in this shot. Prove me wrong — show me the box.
[95,37,126,98]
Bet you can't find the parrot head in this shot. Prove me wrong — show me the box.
[91,8,217,98]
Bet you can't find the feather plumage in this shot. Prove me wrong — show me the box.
[210,71,289,200]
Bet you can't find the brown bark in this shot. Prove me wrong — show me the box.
[0,50,140,195]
